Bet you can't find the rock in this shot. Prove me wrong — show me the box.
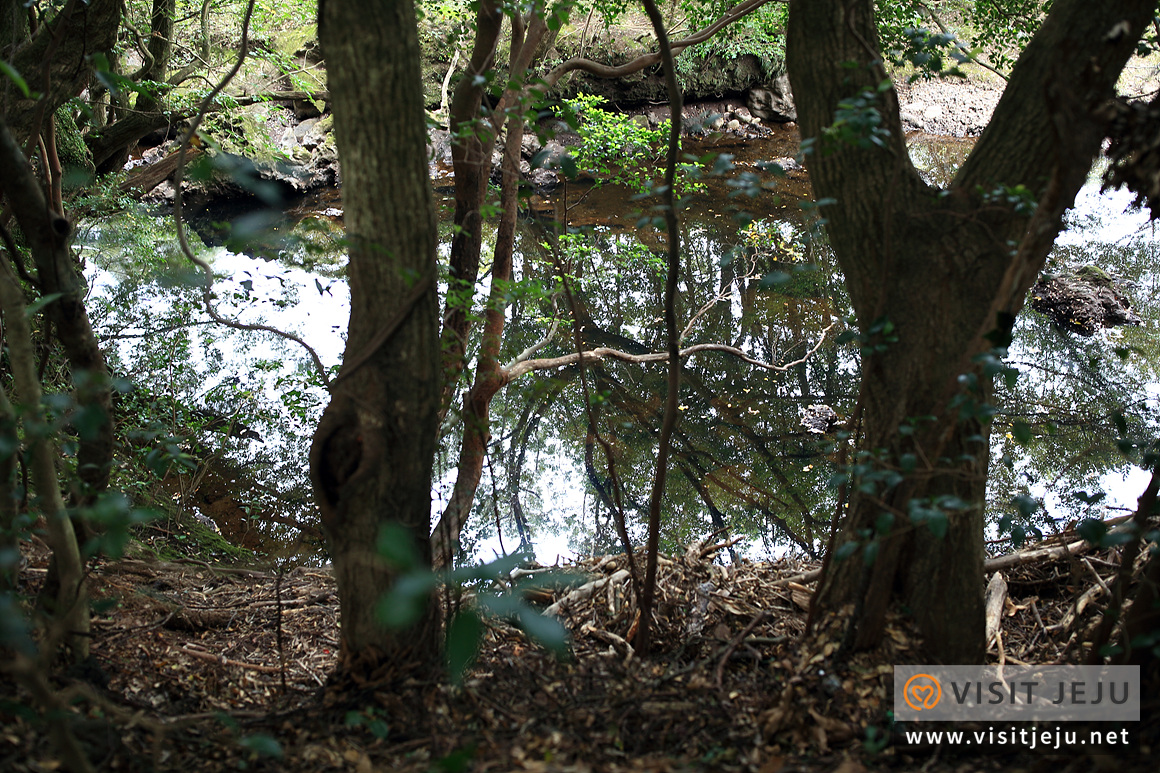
[630,114,651,130]
[801,405,841,434]
[530,167,559,194]
[278,127,298,154]
[294,118,320,141]
[1029,266,1142,336]
[747,75,797,123]
[727,119,742,131]
[536,140,569,167]
[768,157,803,175]
[521,132,542,158]
[427,128,453,165]
[293,98,322,120]
[734,106,755,124]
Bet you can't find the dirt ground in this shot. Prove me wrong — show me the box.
[3,524,1157,772]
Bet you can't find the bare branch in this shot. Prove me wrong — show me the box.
[543,0,784,87]
[680,257,760,343]
[505,322,835,380]
[505,291,563,367]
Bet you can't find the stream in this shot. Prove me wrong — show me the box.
[77,127,1160,564]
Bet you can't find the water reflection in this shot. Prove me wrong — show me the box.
[79,132,1160,563]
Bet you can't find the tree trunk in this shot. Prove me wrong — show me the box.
[90,0,174,173]
[432,111,524,566]
[437,0,503,420]
[2,0,120,146]
[786,0,1155,663]
[310,0,441,675]
[0,251,89,661]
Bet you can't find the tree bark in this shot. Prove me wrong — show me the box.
[0,121,114,505]
[787,0,1155,663]
[437,0,504,420]
[1,0,120,146]
[0,253,89,661]
[310,0,441,675]
[89,0,174,173]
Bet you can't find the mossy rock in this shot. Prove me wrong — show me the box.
[1075,264,1113,287]
[272,24,320,61]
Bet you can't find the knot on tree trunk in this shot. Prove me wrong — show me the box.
[310,400,363,530]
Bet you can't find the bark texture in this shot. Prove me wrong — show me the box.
[0,121,113,505]
[311,0,441,674]
[0,0,121,145]
[787,0,1155,663]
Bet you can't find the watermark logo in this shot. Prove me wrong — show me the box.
[903,673,942,711]
[894,665,1139,722]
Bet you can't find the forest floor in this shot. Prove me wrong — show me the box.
[4,523,1157,772]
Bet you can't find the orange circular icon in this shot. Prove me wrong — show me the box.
[903,673,942,711]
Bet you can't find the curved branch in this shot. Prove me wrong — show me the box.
[505,322,835,380]
[505,291,563,367]
[543,0,783,87]
[915,2,1008,82]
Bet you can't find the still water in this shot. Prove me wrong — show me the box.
[78,130,1160,563]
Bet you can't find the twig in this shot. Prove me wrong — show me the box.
[715,611,767,688]
[178,644,282,673]
[505,325,835,380]
[1082,557,1112,597]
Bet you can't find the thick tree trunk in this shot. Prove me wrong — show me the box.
[1,0,120,145]
[787,0,1155,663]
[310,0,441,675]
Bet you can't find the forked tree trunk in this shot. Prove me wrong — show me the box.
[310,0,441,675]
[786,0,1155,663]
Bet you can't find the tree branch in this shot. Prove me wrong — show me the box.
[543,0,785,87]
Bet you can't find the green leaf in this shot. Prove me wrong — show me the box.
[449,551,525,584]
[1076,518,1107,546]
[875,511,895,535]
[24,293,63,318]
[376,524,419,571]
[516,608,571,657]
[445,610,484,682]
[376,573,437,628]
[834,541,859,561]
[238,734,283,759]
[434,745,477,773]
[1011,420,1032,443]
[561,154,579,179]
[759,271,790,288]
[0,61,30,98]
[925,511,948,539]
[1013,495,1040,518]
